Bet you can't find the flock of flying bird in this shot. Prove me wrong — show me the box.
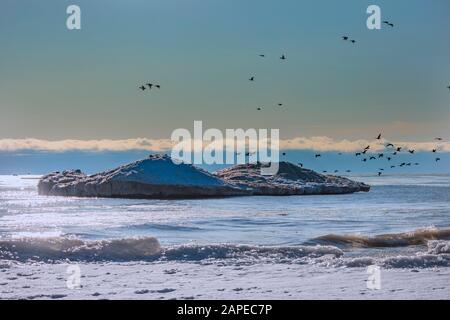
[307,134,444,177]
[137,18,448,176]
[138,83,161,91]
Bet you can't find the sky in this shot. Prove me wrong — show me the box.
[0,0,449,173]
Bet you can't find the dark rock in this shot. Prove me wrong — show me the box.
[215,162,370,195]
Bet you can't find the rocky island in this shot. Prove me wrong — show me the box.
[216,162,370,195]
[38,155,370,199]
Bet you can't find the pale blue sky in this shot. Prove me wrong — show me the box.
[1,0,449,141]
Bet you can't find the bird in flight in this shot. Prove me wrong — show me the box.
[155,84,161,89]
[259,54,266,58]
[342,36,349,41]
[146,83,153,89]
[409,150,415,154]
[280,54,287,60]
[435,137,443,141]
[249,76,255,81]
[383,21,394,27]
[364,145,371,150]
[396,147,402,152]
[315,154,322,158]
[139,85,146,91]
[298,163,304,168]
[432,149,437,153]
[436,158,441,162]
[256,107,262,111]
[278,103,283,107]
[378,172,382,176]
[386,143,394,148]
[350,40,356,44]
[376,134,382,140]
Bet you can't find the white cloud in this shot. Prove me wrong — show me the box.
[281,136,450,153]
[0,138,173,152]
[0,137,448,153]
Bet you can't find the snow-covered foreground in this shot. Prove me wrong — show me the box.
[1,261,449,300]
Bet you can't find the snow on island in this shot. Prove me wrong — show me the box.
[38,155,370,199]
[216,162,370,195]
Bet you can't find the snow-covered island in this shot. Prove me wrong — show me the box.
[38,155,370,199]
[216,162,370,195]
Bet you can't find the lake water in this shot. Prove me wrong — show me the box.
[1,174,450,264]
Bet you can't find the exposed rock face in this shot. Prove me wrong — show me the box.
[215,162,370,195]
[38,155,246,199]
[38,156,369,199]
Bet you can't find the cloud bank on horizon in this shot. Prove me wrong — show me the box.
[0,137,448,153]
